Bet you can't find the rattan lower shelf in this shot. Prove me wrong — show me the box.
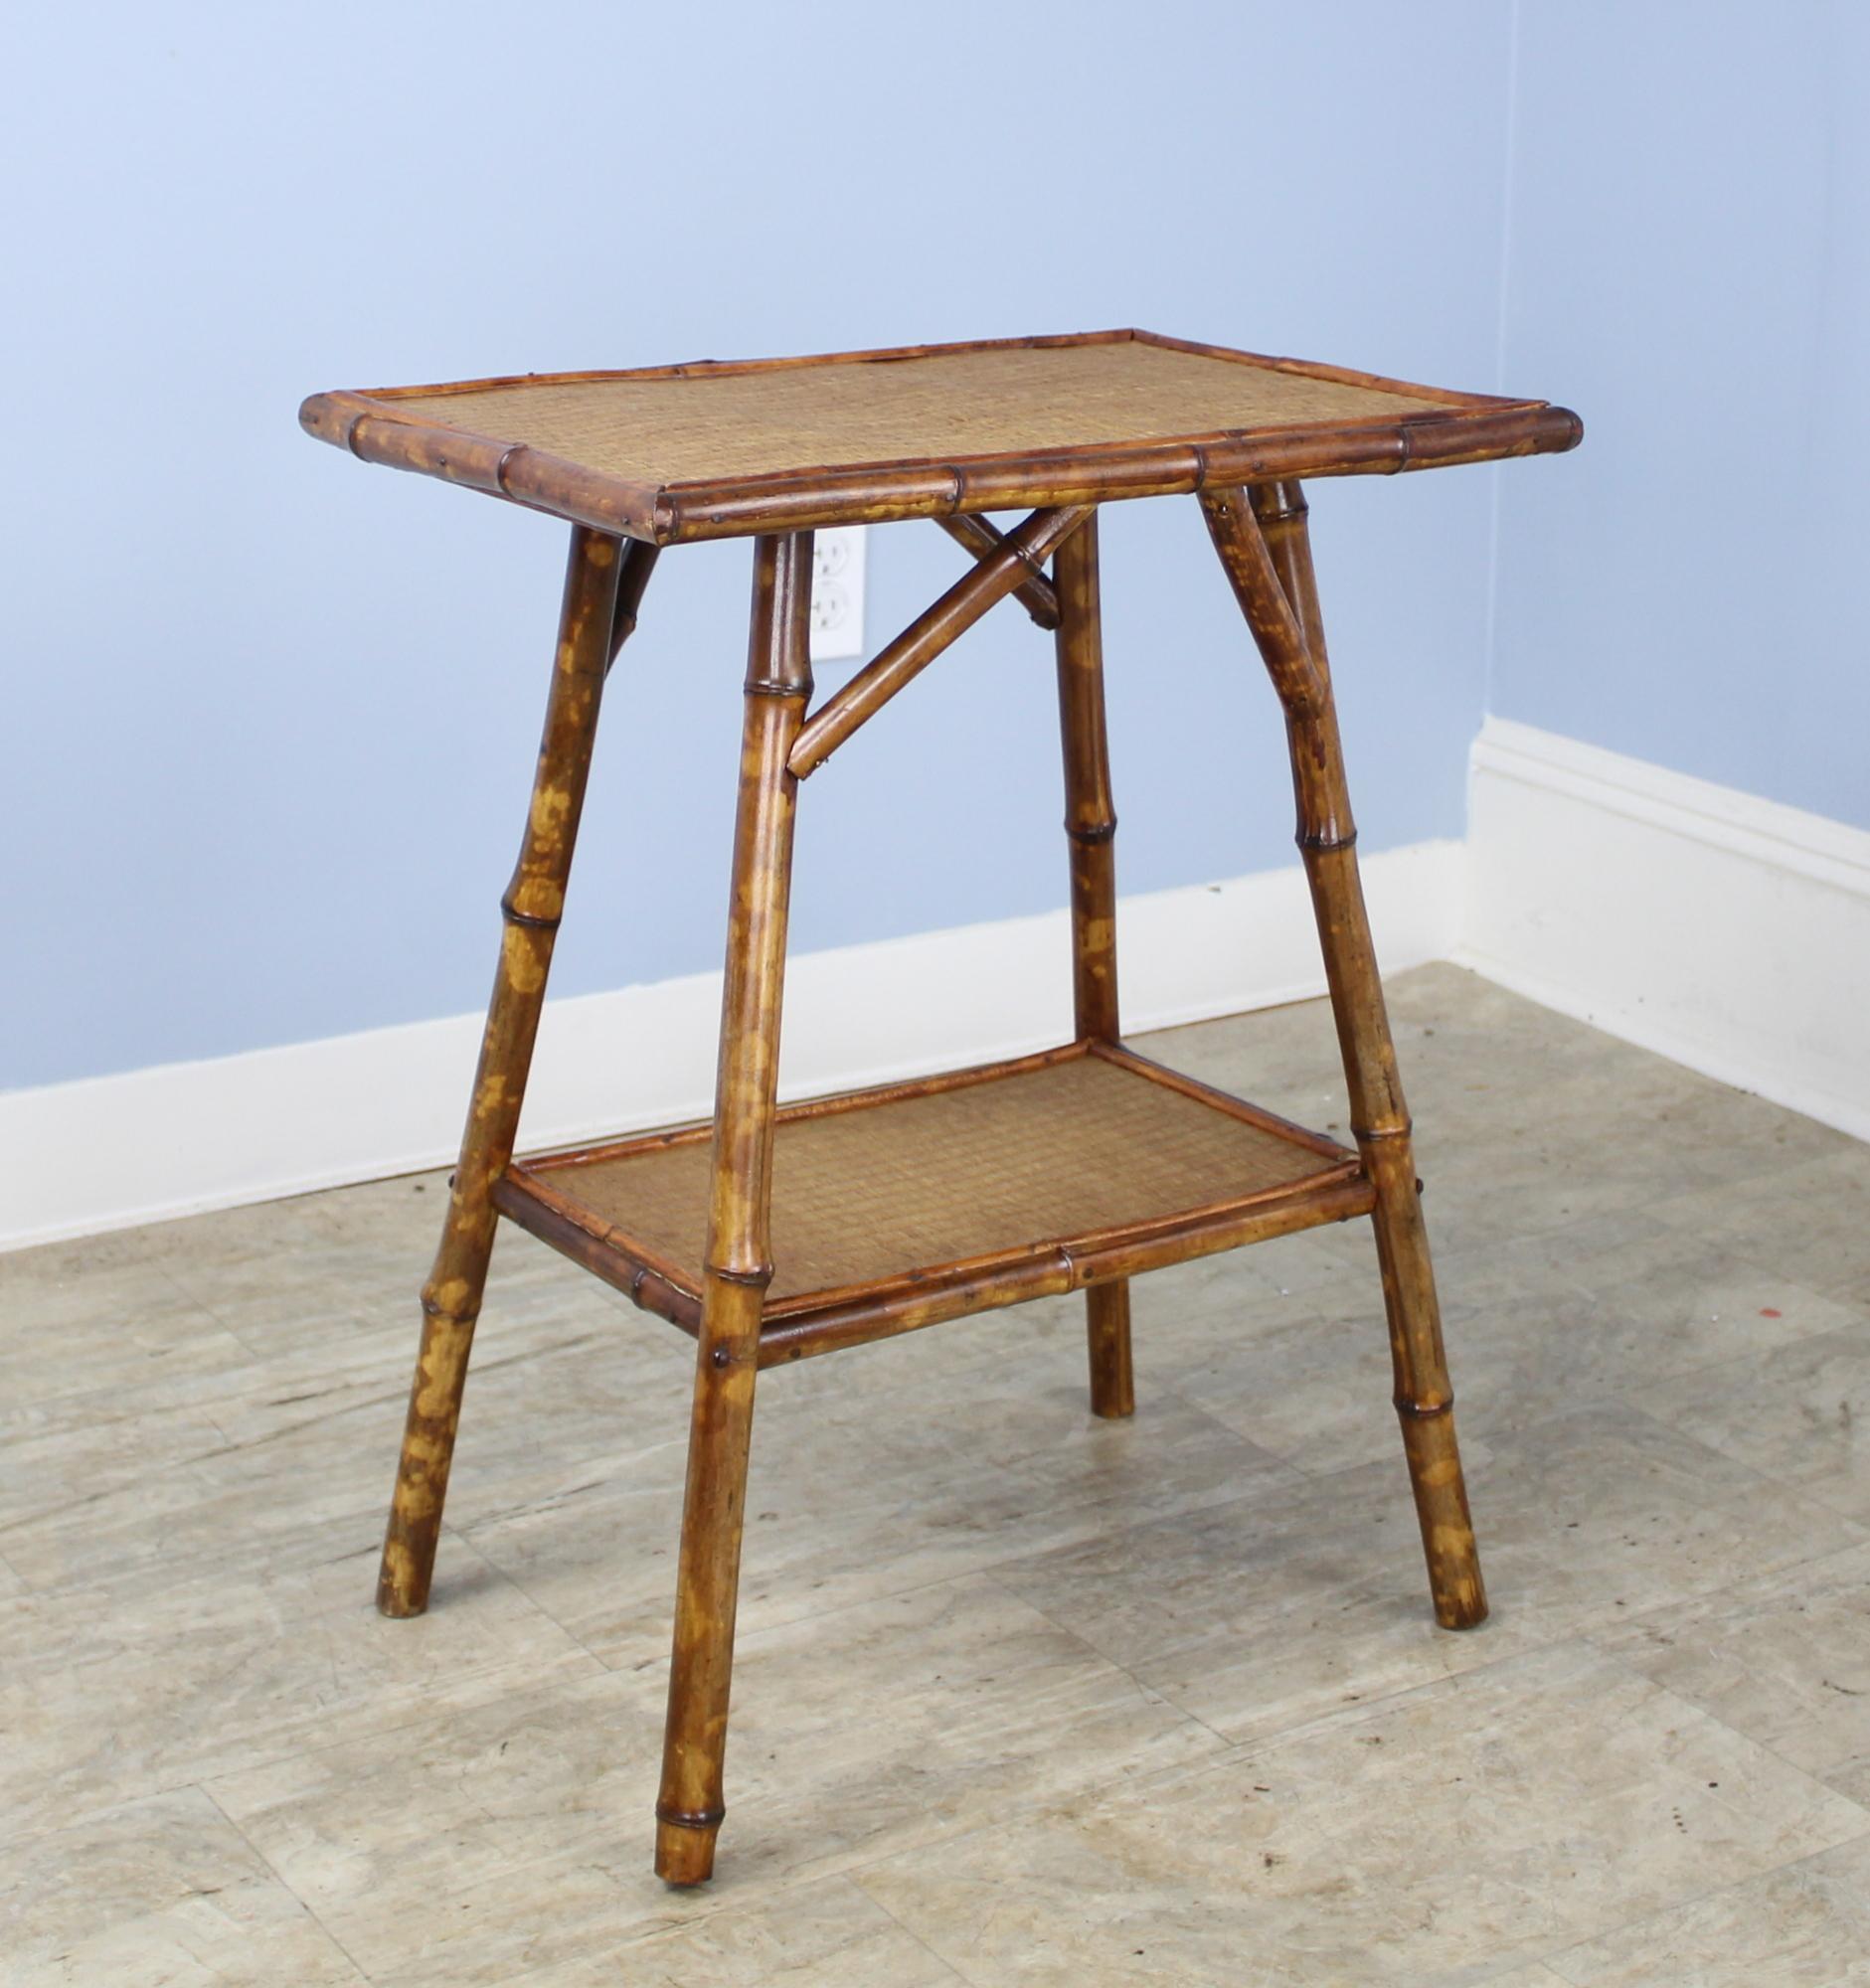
[493,1039,1374,1365]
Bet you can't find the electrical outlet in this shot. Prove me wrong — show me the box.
[809,526,867,663]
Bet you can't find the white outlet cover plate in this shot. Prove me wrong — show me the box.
[809,526,867,663]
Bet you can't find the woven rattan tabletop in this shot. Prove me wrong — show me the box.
[300,329,1580,545]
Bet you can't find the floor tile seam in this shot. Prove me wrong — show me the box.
[0,1765,240,1855]
[213,1303,395,1356]
[574,1558,1031,1678]
[962,1562,1591,1762]
[1532,1819,1870,1985]
[1603,1320,1870,1409]
[1,1518,391,1603]
[0,1393,400,1515]
[572,1487,1302,1678]
[847,1887,976,1985]
[212,1287,611,1361]
[477,1867,954,1988]
[971,1559,1246,1754]
[1561,1638,1870,1825]
[42,1322,631,1479]
[841,1654,1870,1981]
[1620,1304,1870,1398]
[1617,1401,1870,1538]
[441,1522,623,1668]
[1577,1532,1870,1643]
[1287,1398,1867,1542]
[196,1779,380,1985]
[1204,1631,1616,1761]
[200,1634,661,1797]
[0,1643,613,1856]
[1438,1314,1870,1460]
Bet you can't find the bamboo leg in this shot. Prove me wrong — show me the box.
[1053,514,1134,1418]
[1200,482,1486,1631]
[377,528,646,1617]
[654,531,813,1887]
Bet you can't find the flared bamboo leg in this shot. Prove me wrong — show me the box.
[377,528,649,1618]
[1201,482,1486,1631]
[655,532,813,1886]
[1053,513,1134,1418]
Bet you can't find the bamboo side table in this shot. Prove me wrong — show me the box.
[301,330,1580,1886]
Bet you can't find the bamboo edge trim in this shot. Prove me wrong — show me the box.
[755,1176,1378,1366]
[510,1036,1357,1181]
[521,1040,1100,1170]
[301,349,1582,547]
[497,1146,1367,1320]
[1084,1041,1354,1162]
[493,1157,1375,1358]
[332,327,1528,409]
[489,1029,1371,1337]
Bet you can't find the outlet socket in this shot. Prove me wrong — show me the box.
[808,526,867,663]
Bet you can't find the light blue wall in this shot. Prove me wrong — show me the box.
[1492,1,1870,829]
[2,4,1518,1091]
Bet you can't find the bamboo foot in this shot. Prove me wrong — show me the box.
[654,1809,724,1887]
[377,1291,477,1616]
[1397,1405,1487,1628]
[1086,1281,1135,1418]
[1369,1134,1487,1629]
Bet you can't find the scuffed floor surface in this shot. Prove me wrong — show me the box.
[5,965,1869,1985]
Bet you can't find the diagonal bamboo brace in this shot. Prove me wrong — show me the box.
[606,541,661,673]
[936,512,1062,627]
[788,506,1091,777]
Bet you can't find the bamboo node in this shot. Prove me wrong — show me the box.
[1249,483,1308,523]
[708,1260,775,1289]
[654,1802,726,1831]
[1296,829,1357,853]
[419,1291,480,1325]
[1394,1394,1453,1418]
[1351,1121,1414,1143]
[499,893,562,933]
[1067,818,1118,845]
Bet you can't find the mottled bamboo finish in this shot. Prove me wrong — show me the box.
[1201,480,1486,1632]
[377,526,633,1619]
[655,531,814,1886]
[312,334,1580,1891]
[1053,516,1134,1419]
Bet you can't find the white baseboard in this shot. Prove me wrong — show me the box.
[14,717,1865,1255]
[0,841,1462,1251]
[1461,717,1870,1143]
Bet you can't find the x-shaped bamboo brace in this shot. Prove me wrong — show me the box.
[787,506,1091,778]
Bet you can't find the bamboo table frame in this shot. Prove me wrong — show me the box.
[301,330,1581,1887]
